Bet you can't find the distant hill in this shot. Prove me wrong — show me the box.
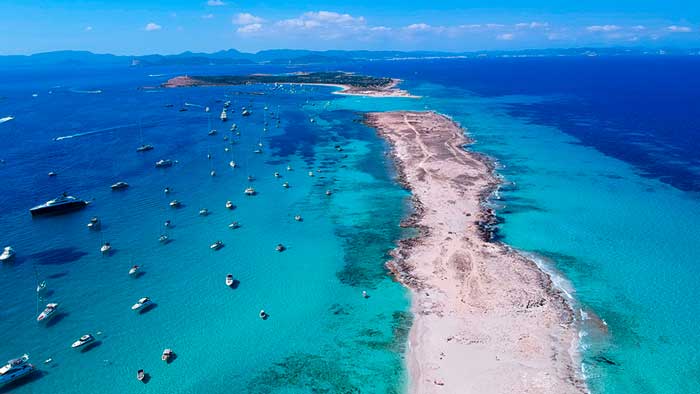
[1,47,698,67]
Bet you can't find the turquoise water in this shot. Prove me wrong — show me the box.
[1,69,411,393]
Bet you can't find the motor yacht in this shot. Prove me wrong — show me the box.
[111,181,129,190]
[226,274,234,287]
[225,201,234,209]
[210,241,224,250]
[169,200,181,208]
[30,193,88,216]
[136,144,154,152]
[71,334,95,349]
[244,187,256,196]
[199,208,209,216]
[228,222,240,229]
[162,349,173,363]
[100,242,112,254]
[129,265,140,276]
[282,182,289,188]
[0,354,34,386]
[155,159,173,168]
[131,297,152,312]
[229,160,237,168]
[37,303,59,323]
[0,246,15,262]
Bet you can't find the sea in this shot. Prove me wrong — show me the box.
[1,55,699,393]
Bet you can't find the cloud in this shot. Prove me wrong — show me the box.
[632,25,646,30]
[666,25,692,32]
[406,23,432,31]
[237,23,262,34]
[497,33,515,40]
[233,13,263,25]
[277,11,365,30]
[84,26,93,32]
[515,22,548,29]
[202,14,214,19]
[206,0,225,5]
[586,25,621,32]
[145,22,162,31]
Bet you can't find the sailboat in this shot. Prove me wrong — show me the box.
[136,119,154,152]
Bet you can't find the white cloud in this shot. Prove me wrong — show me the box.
[233,13,263,25]
[497,33,514,40]
[202,14,214,19]
[515,22,548,29]
[406,23,431,31]
[145,22,162,31]
[276,10,366,31]
[586,25,621,32]
[237,24,262,34]
[632,25,646,30]
[666,25,692,33]
[207,0,226,6]
[370,26,391,32]
[485,23,504,29]
[84,26,93,32]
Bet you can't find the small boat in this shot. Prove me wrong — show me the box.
[137,369,145,382]
[259,310,268,320]
[169,200,181,208]
[230,123,237,131]
[225,274,234,287]
[325,190,332,196]
[225,201,234,209]
[37,303,59,323]
[71,334,95,348]
[244,187,256,196]
[335,145,343,152]
[164,187,171,194]
[210,240,224,250]
[286,165,293,171]
[308,171,314,177]
[220,109,228,121]
[129,265,140,276]
[294,215,302,222]
[0,354,34,386]
[208,129,217,136]
[242,109,250,117]
[131,297,152,312]
[162,349,173,362]
[223,136,229,141]
[48,171,57,177]
[362,291,369,298]
[155,159,173,168]
[36,281,47,294]
[0,246,15,262]
[164,220,171,227]
[87,216,100,229]
[229,161,237,168]
[276,244,286,252]
[205,106,210,112]
[136,144,154,152]
[199,208,209,216]
[210,170,216,177]
[159,234,169,244]
[207,154,212,159]
[247,175,254,182]
[253,148,262,154]
[310,118,315,123]
[282,182,289,188]
[258,142,264,148]
[30,193,88,216]
[100,242,112,254]
[224,147,230,152]
[228,222,240,229]
[273,172,281,178]
[111,181,129,190]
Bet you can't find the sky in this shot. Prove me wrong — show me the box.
[0,0,699,55]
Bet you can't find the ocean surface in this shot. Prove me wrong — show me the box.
[2,56,700,394]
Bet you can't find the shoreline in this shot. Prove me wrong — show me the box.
[161,75,418,98]
[365,111,586,393]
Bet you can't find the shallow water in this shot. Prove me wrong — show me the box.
[0,66,411,393]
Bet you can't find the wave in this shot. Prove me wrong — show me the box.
[184,102,203,108]
[0,116,14,124]
[54,123,137,141]
[69,89,103,94]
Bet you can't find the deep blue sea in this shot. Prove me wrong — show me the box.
[2,56,700,393]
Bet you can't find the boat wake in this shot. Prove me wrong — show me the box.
[0,116,14,124]
[184,102,203,108]
[69,89,103,94]
[54,123,138,141]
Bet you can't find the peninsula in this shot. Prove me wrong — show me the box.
[162,72,416,97]
[365,111,585,393]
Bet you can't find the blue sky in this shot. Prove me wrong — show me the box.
[0,0,698,55]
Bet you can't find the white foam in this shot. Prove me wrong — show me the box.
[0,116,14,124]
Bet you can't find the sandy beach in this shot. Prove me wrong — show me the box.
[365,111,586,394]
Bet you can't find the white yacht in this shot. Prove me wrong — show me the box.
[155,159,173,168]
[225,201,234,209]
[325,190,332,196]
[286,165,293,171]
[169,200,181,208]
[220,109,228,121]
[210,170,216,177]
[129,265,140,276]
[199,208,209,216]
[71,334,95,348]
[244,187,256,196]
[210,241,224,250]
[294,215,302,222]
[131,297,152,312]
[228,222,240,229]
[110,181,129,190]
[0,354,34,386]
[100,243,112,254]
[159,234,169,244]
[87,216,100,230]
[226,274,234,287]
[36,281,47,294]
[282,182,289,188]
[0,246,15,262]
[308,171,314,177]
[162,349,173,363]
[229,160,237,168]
[273,171,280,178]
[37,303,59,323]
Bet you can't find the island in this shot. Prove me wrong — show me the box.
[365,111,586,393]
[162,72,417,98]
